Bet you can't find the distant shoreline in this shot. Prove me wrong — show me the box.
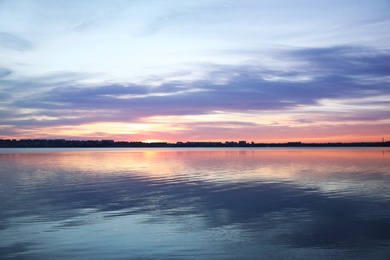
[1,139,389,148]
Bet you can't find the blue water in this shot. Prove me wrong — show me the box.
[1,148,389,259]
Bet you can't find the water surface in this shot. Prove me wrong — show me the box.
[1,148,389,259]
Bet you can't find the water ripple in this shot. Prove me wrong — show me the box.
[1,148,389,259]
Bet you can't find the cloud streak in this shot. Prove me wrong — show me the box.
[1,46,389,141]
[0,33,33,51]
[5,47,388,112]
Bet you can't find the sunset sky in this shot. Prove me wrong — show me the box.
[1,0,389,143]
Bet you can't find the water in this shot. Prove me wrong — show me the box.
[0,148,389,259]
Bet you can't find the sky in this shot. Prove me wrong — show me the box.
[1,0,389,143]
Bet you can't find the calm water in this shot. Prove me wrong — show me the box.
[0,148,389,259]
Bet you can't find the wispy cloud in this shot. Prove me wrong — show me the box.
[0,33,33,51]
[1,45,389,141]
[0,68,12,78]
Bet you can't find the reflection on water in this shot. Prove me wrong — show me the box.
[0,148,389,259]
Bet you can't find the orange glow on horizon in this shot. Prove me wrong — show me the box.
[2,115,389,144]
[142,139,166,143]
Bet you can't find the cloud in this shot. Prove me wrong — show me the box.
[0,46,389,140]
[0,32,33,51]
[0,68,12,78]
[16,50,385,111]
[0,92,12,102]
[5,48,390,116]
[287,46,390,78]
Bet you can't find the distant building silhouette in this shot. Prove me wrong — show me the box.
[0,139,389,148]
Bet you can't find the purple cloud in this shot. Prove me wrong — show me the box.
[1,46,389,133]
